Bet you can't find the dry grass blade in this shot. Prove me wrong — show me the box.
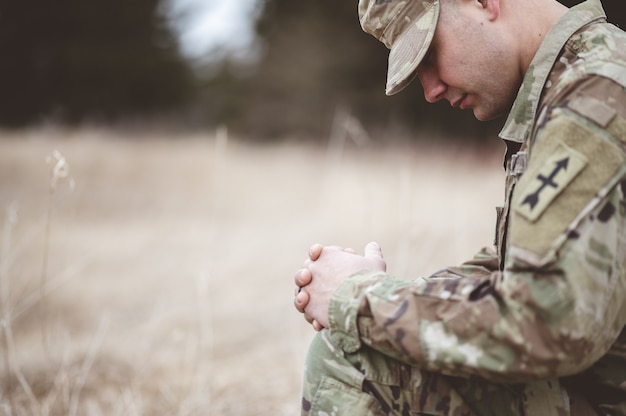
[68,315,110,416]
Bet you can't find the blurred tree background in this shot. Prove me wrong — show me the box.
[0,0,194,127]
[199,0,498,141]
[0,0,624,140]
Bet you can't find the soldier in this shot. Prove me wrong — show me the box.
[293,0,626,414]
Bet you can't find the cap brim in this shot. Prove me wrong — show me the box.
[385,1,440,96]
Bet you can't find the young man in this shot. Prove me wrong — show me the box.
[293,0,626,414]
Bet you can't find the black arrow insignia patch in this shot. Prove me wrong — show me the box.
[522,157,570,210]
[516,143,587,222]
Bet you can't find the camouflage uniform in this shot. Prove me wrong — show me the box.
[302,0,626,414]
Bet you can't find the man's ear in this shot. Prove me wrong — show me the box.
[478,0,500,21]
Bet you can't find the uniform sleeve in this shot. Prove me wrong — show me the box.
[327,82,626,384]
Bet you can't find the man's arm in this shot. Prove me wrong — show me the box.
[296,110,626,384]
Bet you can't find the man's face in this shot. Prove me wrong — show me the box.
[415,2,522,121]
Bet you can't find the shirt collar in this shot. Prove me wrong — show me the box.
[498,0,607,144]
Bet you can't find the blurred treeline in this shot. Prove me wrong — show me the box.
[1,0,624,141]
[0,0,192,127]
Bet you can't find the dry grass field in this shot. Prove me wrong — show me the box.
[0,127,503,415]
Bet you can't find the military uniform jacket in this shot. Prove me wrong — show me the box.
[327,0,626,414]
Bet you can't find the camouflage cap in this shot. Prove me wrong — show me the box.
[359,0,440,95]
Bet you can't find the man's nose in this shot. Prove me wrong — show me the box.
[417,67,446,103]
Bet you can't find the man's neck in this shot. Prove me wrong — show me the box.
[511,0,569,75]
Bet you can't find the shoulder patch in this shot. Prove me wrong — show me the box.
[567,95,616,128]
[515,142,587,222]
[510,113,625,262]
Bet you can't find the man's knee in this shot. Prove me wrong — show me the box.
[299,331,512,416]
[301,331,386,415]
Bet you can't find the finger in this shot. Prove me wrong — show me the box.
[303,311,314,325]
[364,241,384,260]
[307,245,342,265]
[312,320,323,331]
[344,247,356,254]
[308,243,323,261]
[294,268,312,287]
[294,290,309,313]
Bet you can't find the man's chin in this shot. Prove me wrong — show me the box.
[473,108,506,122]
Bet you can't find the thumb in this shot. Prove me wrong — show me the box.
[364,241,384,260]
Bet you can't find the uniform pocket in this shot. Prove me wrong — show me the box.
[310,376,386,416]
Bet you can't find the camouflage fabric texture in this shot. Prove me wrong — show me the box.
[302,0,626,414]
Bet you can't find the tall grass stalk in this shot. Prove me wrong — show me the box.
[1,203,19,414]
[68,315,110,416]
[0,149,77,415]
[40,151,74,354]
[1,203,40,414]
[327,105,370,166]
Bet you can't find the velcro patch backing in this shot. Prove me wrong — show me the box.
[567,95,616,128]
[510,114,624,258]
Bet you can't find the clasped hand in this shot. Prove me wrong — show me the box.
[293,242,386,331]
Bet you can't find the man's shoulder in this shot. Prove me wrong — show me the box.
[568,22,626,61]
[558,22,626,89]
[539,21,626,138]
